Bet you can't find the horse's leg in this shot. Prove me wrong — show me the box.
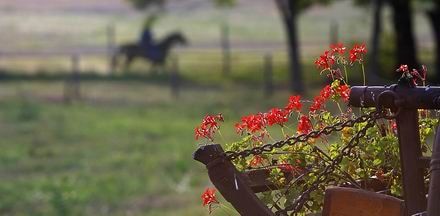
[124,54,134,72]
[111,53,118,74]
[150,63,159,75]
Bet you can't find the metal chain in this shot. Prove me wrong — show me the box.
[276,111,384,215]
[224,109,387,161]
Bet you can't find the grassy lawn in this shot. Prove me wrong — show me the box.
[0,80,308,216]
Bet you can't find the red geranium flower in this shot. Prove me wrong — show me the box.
[396,64,427,87]
[235,113,266,134]
[314,50,336,70]
[330,43,346,55]
[320,85,332,100]
[195,114,224,141]
[349,43,367,64]
[335,84,350,102]
[285,95,302,113]
[267,108,289,126]
[201,188,219,206]
[250,155,264,167]
[310,96,325,113]
[278,163,294,172]
[309,85,333,113]
[201,187,219,214]
[396,64,409,73]
[297,115,312,134]
[278,162,303,174]
[389,120,397,135]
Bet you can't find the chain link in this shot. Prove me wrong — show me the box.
[224,109,386,161]
[277,114,379,215]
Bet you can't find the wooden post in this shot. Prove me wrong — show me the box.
[330,20,339,45]
[170,56,179,98]
[428,126,440,216]
[64,54,81,103]
[221,23,231,77]
[194,144,275,215]
[107,24,116,75]
[263,53,274,97]
[395,108,427,215]
[349,84,436,216]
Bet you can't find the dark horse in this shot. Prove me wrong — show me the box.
[113,32,187,71]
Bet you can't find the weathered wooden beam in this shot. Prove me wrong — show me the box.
[349,84,430,216]
[395,109,427,215]
[194,144,274,216]
[322,187,405,216]
[428,127,440,216]
[349,85,440,109]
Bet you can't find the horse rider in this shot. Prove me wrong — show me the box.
[139,14,160,61]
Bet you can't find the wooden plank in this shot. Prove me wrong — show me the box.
[395,109,427,215]
[194,144,275,216]
[349,85,440,110]
[322,187,405,216]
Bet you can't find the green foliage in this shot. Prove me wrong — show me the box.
[214,0,236,8]
[126,0,164,10]
[379,32,397,78]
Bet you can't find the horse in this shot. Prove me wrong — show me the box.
[113,32,188,72]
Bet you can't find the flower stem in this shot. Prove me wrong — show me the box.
[281,127,287,138]
[329,69,335,81]
[343,65,349,84]
[361,63,366,86]
[220,203,236,215]
[217,130,227,144]
[336,101,343,115]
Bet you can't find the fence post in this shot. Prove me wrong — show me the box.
[170,56,180,98]
[64,54,81,103]
[221,23,231,77]
[107,24,116,75]
[263,53,274,97]
[330,20,339,44]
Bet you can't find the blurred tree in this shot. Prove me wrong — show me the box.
[355,0,386,82]
[387,0,439,81]
[389,0,419,70]
[422,0,440,81]
[127,0,164,9]
[249,0,331,93]
[127,0,331,93]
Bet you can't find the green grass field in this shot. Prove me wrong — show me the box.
[0,79,311,216]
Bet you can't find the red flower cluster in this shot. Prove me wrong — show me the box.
[278,163,303,174]
[310,96,325,113]
[396,64,427,87]
[278,163,295,172]
[235,113,266,134]
[201,187,219,214]
[335,84,350,102]
[250,155,264,167]
[267,108,289,126]
[349,43,367,64]
[310,85,332,112]
[297,115,312,134]
[195,114,224,141]
[330,43,346,55]
[397,64,409,73]
[314,50,336,71]
[235,95,303,135]
[285,95,302,113]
